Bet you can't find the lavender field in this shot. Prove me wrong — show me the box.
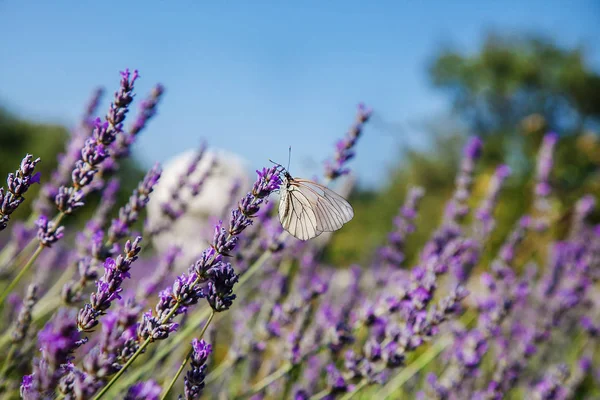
[1,3,600,399]
[0,63,598,400]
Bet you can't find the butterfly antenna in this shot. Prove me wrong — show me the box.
[287,146,292,171]
[269,159,286,173]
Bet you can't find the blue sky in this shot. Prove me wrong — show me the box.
[1,1,598,188]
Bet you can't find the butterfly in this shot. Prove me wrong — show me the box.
[270,159,354,241]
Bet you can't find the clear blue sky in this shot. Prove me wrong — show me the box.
[1,1,598,188]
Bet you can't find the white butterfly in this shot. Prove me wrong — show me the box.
[275,166,354,241]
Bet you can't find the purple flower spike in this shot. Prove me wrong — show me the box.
[0,154,41,231]
[36,215,64,247]
[206,262,238,312]
[184,339,212,399]
[55,69,138,215]
[533,132,559,231]
[113,83,165,161]
[474,164,511,239]
[24,309,82,397]
[444,136,483,223]
[378,187,425,270]
[77,237,142,332]
[324,103,372,180]
[108,164,162,243]
[138,165,280,343]
[124,380,162,400]
[11,284,38,344]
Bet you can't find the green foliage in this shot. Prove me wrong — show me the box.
[430,32,600,136]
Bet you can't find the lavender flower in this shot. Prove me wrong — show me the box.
[0,154,41,231]
[112,84,165,161]
[108,164,161,243]
[324,103,372,180]
[533,132,558,231]
[77,237,142,332]
[137,246,181,299]
[124,380,162,400]
[206,261,238,312]
[136,167,281,367]
[378,187,425,269]
[183,339,212,399]
[23,309,82,397]
[34,88,104,216]
[89,178,121,231]
[35,214,65,247]
[444,136,483,222]
[474,164,511,238]
[11,284,38,343]
[55,69,138,215]
[532,364,569,400]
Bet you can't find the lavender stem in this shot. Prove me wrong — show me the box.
[339,380,369,400]
[159,311,214,400]
[0,244,44,307]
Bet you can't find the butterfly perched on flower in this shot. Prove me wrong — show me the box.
[270,157,354,241]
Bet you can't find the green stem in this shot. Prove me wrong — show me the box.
[375,336,452,399]
[0,215,37,272]
[0,346,15,377]
[0,212,66,307]
[242,362,292,398]
[339,380,368,400]
[0,245,44,308]
[93,337,153,400]
[309,389,330,400]
[205,357,235,384]
[160,311,215,400]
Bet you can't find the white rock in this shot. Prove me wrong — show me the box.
[147,148,253,267]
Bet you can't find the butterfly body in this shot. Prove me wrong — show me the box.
[277,171,354,241]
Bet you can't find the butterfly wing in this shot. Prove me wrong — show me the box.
[279,182,322,241]
[291,179,354,232]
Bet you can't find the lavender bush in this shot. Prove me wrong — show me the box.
[0,68,598,400]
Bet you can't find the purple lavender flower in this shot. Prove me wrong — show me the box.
[378,187,425,270]
[533,132,559,231]
[124,380,162,400]
[474,164,511,238]
[135,167,280,366]
[0,154,41,230]
[112,83,165,161]
[183,339,212,399]
[206,261,238,312]
[11,284,38,343]
[137,246,181,299]
[77,237,142,332]
[36,214,65,247]
[55,69,138,215]
[444,136,483,222]
[107,164,161,243]
[24,309,82,397]
[532,364,569,400]
[89,178,121,231]
[326,364,349,394]
[34,88,104,216]
[324,103,372,180]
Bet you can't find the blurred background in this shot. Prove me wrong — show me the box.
[1,0,599,266]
